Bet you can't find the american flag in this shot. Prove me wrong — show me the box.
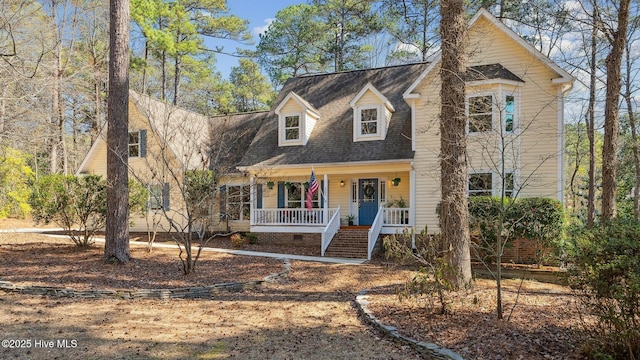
[305,170,319,210]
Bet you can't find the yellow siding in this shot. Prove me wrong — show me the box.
[355,90,381,107]
[280,99,302,115]
[412,15,564,232]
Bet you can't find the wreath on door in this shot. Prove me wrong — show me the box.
[363,184,375,197]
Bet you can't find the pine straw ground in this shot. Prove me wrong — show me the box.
[0,219,590,359]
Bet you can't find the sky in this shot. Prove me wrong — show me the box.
[211,0,304,79]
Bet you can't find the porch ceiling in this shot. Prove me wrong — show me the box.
[243,160,413,177]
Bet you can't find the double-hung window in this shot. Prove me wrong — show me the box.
[285,182,319,208]
[128,131,140,157]
[468,95,493,133]
[148,183,169,211]
[468,172,492,196]
[359,107,378,136]
[227,185,251,220]
[284,115,301,141]
[468,172,516,197]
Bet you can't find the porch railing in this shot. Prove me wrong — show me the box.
[383,208,411,226]
[252,208,337,226]
[321,206,341,256]
[368,206,385,260]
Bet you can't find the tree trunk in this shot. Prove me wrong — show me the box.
[105,0,131,263]
[624,41,639,220]
[0,85,5,134]
[173,50,181,106]
[439,0,472,290]
[601,0,630,221]
[586,8,597,228]
[142,42,148,95]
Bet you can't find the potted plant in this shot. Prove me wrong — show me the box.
[391,177,401,186]
[266,181,274,189]
[346,214,355,226]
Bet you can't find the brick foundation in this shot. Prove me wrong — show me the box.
[471,237,552,265]
[257,232,321,247]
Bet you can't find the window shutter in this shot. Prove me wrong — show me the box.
[139,129,147,157]
[219,185,227,219]
[256,184,263,209]
[277,182,285,208]
[162,182,170,210]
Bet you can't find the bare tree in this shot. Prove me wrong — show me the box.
[129,93,262,273]
[438,0,472,289]
[104,0,130,263]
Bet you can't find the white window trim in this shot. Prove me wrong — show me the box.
[468,171,493,196]
[466,93,495,135]
[279,112,304,146]
[499,89,521,135]
[467,87,521,136]
[467,170,519,197]
[353,105,383,142]
[284,181,319,209]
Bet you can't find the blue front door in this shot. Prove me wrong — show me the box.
[358,179,378,225]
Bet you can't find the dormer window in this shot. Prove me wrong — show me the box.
[350,83,394,142]
[275,92,319,147]
[284,114,301,141]
[359,106,379,135]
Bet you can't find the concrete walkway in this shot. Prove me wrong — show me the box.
[2,228,366,265]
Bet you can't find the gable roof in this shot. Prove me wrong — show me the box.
[129,91,211,169]
[130,91,265,173]
[274,91,320,118]
[238,62,430,169]
[77,91,265,175]
[468,9,573,85]
[404,9,573,98]
[349,82,395,112]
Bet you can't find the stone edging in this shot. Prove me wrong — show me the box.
[0,259,291,300]
[354,289,465,360]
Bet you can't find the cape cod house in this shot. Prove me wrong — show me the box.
[77,9,573,259]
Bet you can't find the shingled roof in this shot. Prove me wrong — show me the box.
[466,63,524,83]
[239,62,431,168]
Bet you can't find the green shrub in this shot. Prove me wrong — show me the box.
[29,174,107,247]
[467,196,565,264]
[570,220,640,358]
[0,147,34,218]
[245,232,259,245]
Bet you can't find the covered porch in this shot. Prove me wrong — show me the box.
[246,162,415,259]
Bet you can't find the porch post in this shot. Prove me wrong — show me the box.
[410,168,416,248]
[249,175,255,225]
[323,173,328,224]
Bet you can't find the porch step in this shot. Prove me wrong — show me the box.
[324,228,369,259]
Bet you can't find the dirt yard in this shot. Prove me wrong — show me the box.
[0,218,589,359]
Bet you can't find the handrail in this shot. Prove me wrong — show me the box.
[253,208,336,225]
[321,206,341,256]
[383,207,411,226]
[367,206,385,260]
